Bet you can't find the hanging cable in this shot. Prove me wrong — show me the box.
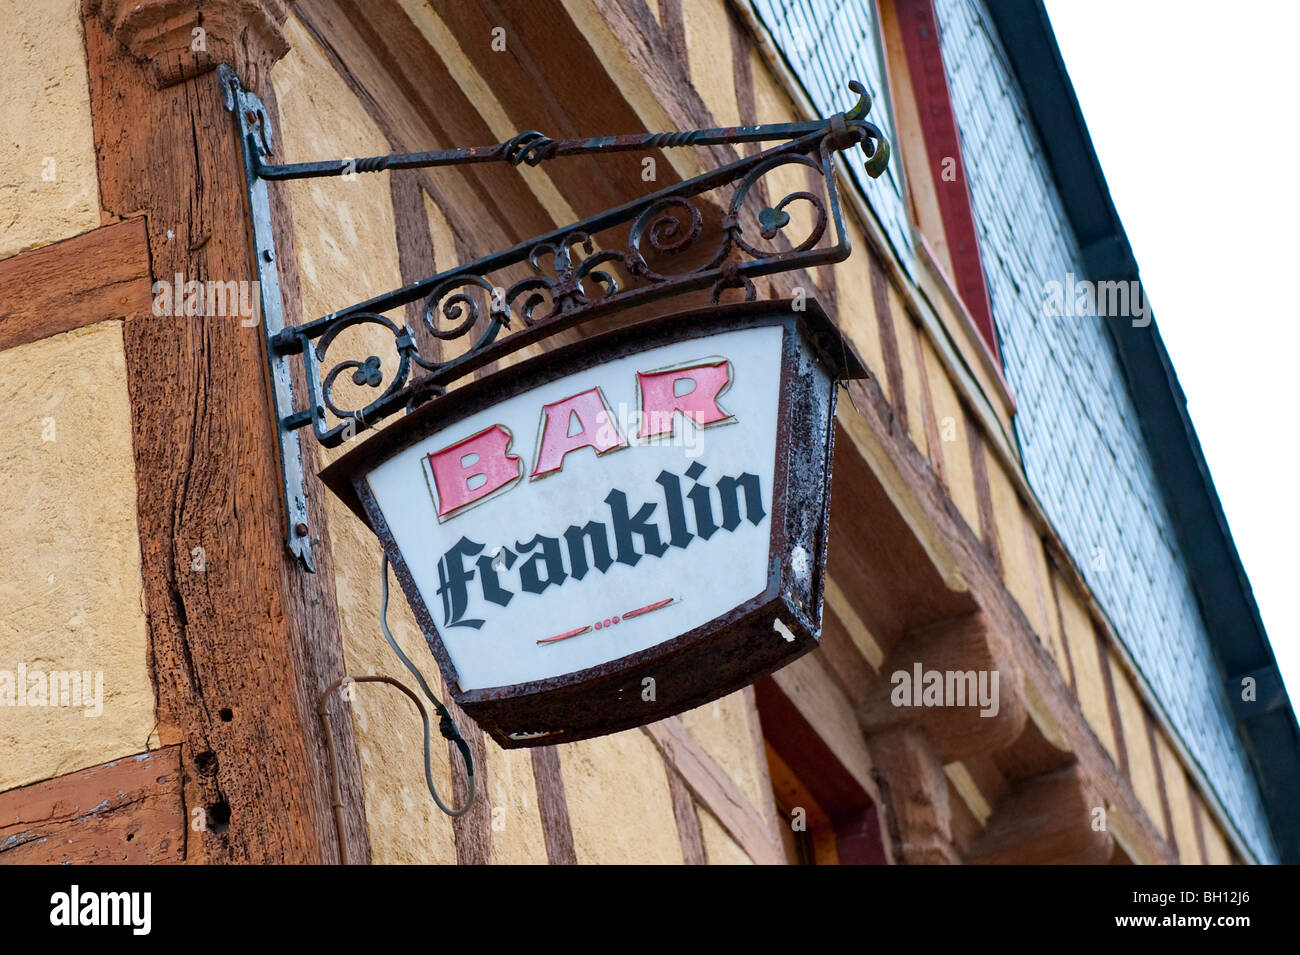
[316,554,476,863]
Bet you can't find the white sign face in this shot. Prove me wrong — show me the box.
[366,324,784,691]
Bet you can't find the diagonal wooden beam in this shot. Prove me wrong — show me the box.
[82,0,370,864]
[641,717,784,865]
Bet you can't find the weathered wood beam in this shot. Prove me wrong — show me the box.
[530,745,577,865]
[860,611,1027,764]
[838,369,1176,863]
[0,218,152,351]
[867,726,959,864]
[967,764,1113,865]
[82,0,369,863]
[665,765,708,865]
[0,747,184,865]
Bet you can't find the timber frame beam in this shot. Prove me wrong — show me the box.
[79,0,370,863]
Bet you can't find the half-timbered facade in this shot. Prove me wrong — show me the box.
[1,0,1293,865]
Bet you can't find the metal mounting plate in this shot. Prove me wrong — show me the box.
[221,65,315,572]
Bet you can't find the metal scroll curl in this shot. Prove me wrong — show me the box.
[250,77,889,454]
[315,311,414,428]
[223,66,890,566]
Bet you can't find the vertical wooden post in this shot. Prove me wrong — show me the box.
[82,0,369,863]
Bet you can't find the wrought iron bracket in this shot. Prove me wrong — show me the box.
[222,65,316,571]
[220,65,889,572]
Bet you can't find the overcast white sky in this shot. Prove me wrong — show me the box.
[1042,1,1298,702]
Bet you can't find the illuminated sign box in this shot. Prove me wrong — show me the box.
[322,299,864,748]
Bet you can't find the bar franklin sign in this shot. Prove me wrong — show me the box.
[322,299,864,747]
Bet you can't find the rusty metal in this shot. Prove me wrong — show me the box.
[319,298,862,749]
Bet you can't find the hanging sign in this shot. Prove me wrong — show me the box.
[321,299,864,747]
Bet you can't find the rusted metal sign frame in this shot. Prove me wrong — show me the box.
[220,66,888,570]
[321,298,865,748]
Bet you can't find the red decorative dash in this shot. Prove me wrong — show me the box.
[537,597,674,646]
[537,624,592,645]
[622,597,674,619]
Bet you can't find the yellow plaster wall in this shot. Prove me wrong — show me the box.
[266,4,1243,870]
[482,745,549,865]
[275,15,560,865]
[559,730,685,864]
[746,45,819,249]
[888,290,930,453]
[831,220,891,403]
[700,809,753,864]
[275,15,670,865]
[678,691,768,812]
[0,0,101,258]
[1027,532,1068,678]
[683,0,741,128]
[985,449,1049,638]
[1156,731,1200,864]
[1199,798,1234,864]
[0,321,154,792]
[919,337,979,531]
[984,450,1072,679]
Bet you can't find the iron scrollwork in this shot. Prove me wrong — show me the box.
[223,67,888,568]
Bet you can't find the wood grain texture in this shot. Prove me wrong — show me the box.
[641,717,784,865]
[530,745,577,865]
[261,72,373,863]
[658,0,687,64]
[83,2,368,863]
[0,747,184,865]
[0,218,152,351]
[867,726,959,864]
[93,0,290,88]
[967,765,1112,865]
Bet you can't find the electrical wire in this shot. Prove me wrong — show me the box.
[315,554,477,863]
[376,551,476,816]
